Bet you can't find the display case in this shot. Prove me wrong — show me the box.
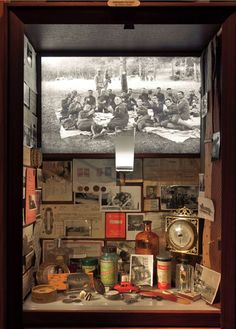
[1,2,236,329]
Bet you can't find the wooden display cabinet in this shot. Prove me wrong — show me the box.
[1,1,236,329]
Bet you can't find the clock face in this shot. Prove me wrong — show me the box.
[167,219,197,252]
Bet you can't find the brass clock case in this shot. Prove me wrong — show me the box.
[165,207,199,255]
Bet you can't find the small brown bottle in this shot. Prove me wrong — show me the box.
[135,220,159,257]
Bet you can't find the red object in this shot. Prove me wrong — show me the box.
[105,212,126,238]
[113,281,140,293]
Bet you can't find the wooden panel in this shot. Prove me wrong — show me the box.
[221,11,236,329]
[0,3,7,329]
[7,10,25,329]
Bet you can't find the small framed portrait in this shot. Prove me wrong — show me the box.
[146,185,157,199]
[126,213,145,240]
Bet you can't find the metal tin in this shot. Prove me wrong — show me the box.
[156,255,172,290]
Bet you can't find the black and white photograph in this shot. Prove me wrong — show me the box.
[64,219,92,238]
[23,224,34,256]
[201,92,208,118]
[24,82,30,108]
[42,161,72,201]
[74,192,100,205]
[42,56,201,154]
[212,131,220,160]
[160,185,198,210]
[146,185,157,199]
[101,186,141,212]
[194,263,221,305]
[126,213,145,240]
[24,106,37,148]
[130,254,154,286]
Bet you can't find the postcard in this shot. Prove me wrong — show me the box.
[42,161,72,202]
[24,106,37,148]
[126,213,145,240]
[143,158,200,184]
[25,167,37,225]
[42,239,104,262]
[64,219,92,238]
[101,185,141,212]
[105,212,126,239]
[40,204,105,239]
[160,185,198,210]
[73,159,116,192]
[74,192,100,205]
[23,224,34,256]
[130,254,154,286]
[144,198,160,212]
[194,263,221,304]
[198,196,215,222]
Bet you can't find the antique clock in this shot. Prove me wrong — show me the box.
[165,207,199,256]
[165,207,200,292]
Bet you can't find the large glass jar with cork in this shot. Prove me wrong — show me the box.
[135,220,159,257]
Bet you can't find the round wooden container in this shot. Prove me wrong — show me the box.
[31,285,57,303]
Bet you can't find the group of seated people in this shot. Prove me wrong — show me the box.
[59,87,200,135]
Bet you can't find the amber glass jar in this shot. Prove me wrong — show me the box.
[135,220,159,257]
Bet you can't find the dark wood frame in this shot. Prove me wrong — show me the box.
[1,2,236,329]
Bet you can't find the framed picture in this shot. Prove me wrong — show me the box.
[64,219,92,238]
[130,254,153,286]
[160,185,198,210]
[25,168,37,225]
[74,192,100,205]
[24,82,30,108]
[101,186,141,212]
[105,212,126,238]
[41,56,200,155]
[146,185,157,199]
[194,263,221,305]
[42,239,104,262]
[42,161,72,202]
[24,106,37,148]
[144,198,160,212]
[126,213,145,240]
[73,159,116,192]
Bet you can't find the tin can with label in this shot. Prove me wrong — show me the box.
[156,255,172,290]
[100,246,118,287]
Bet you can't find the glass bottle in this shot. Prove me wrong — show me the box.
[175,258,194,292]
[100,246,118,288]
[135,220,159,257]
[46,238,71,265]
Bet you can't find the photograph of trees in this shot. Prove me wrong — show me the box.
[42,56,201,154]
